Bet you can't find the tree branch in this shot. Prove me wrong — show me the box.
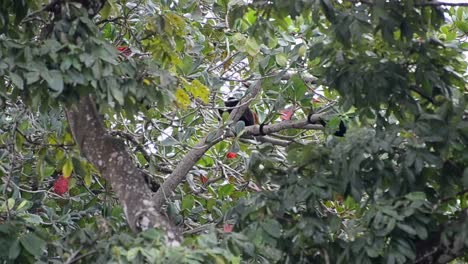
[32,0,181,245]
[240,136,292,147]
[243,117,324,136]
[153,81,264,208]
[153,82,326,208]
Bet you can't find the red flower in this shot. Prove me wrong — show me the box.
[226,152,237,159]
[53,175,70,195]
[200,175,208,184]
[223,223,234,233]
[280,108,294,121]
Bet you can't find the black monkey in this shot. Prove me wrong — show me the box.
[308,113,347,137]
[220,98,259,126]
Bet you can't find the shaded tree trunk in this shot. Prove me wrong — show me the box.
[65,96,181,244]
[39,0,181,244]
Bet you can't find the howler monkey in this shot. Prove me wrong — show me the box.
[321,119,347,137]
[220,98,259,126]
[308,113,347,137]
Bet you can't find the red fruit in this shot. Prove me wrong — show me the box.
[223,223,233,233]
[226,152,237,159]
[53,175,70,195]
[200,175,208,184]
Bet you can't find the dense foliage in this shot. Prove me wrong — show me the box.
[1,0,467,263]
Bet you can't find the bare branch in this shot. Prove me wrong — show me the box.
[243,115,325,136]
[240,136,292,147]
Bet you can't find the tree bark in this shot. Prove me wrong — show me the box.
[39,0,181,245]
[65,96,181,245]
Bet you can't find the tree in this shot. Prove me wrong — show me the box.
[0,0,467,263]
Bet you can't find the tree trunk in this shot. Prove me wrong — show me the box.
[65,96,181,245]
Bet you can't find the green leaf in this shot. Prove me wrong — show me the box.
[100,2,112,20]
[275,53,288,67]
[182,195,195,211]
[79,53,96,67]
[127,247,141,261]
[245,37,260,56]
[19,233,46,257]
[16,200,29,211]
[397,223,417,236]
[9,72,23,90]
[0,198,15,212]
[404,192,426,202]
[84,171,92,187]
[235,120,245,135]
[111,86,124,105]
[219,184,235,198]
[41,70,64,95]
[455,21,468,33]
[414,224,428,240]
[22,214,43,224]
[290,74,307,101]
[261,219,282,238]
[329,115,341,126]
[141,229,162,240]
[25,71,40,85]
[8,239,20,260]
[232,33,246,51]
[60,56,73,71]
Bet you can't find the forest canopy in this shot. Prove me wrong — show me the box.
[0,0,468,263]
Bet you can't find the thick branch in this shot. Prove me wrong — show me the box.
[65,96,181,244]
[243,117,324,136]
[153,82,263,208]
[153,83,327,208]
